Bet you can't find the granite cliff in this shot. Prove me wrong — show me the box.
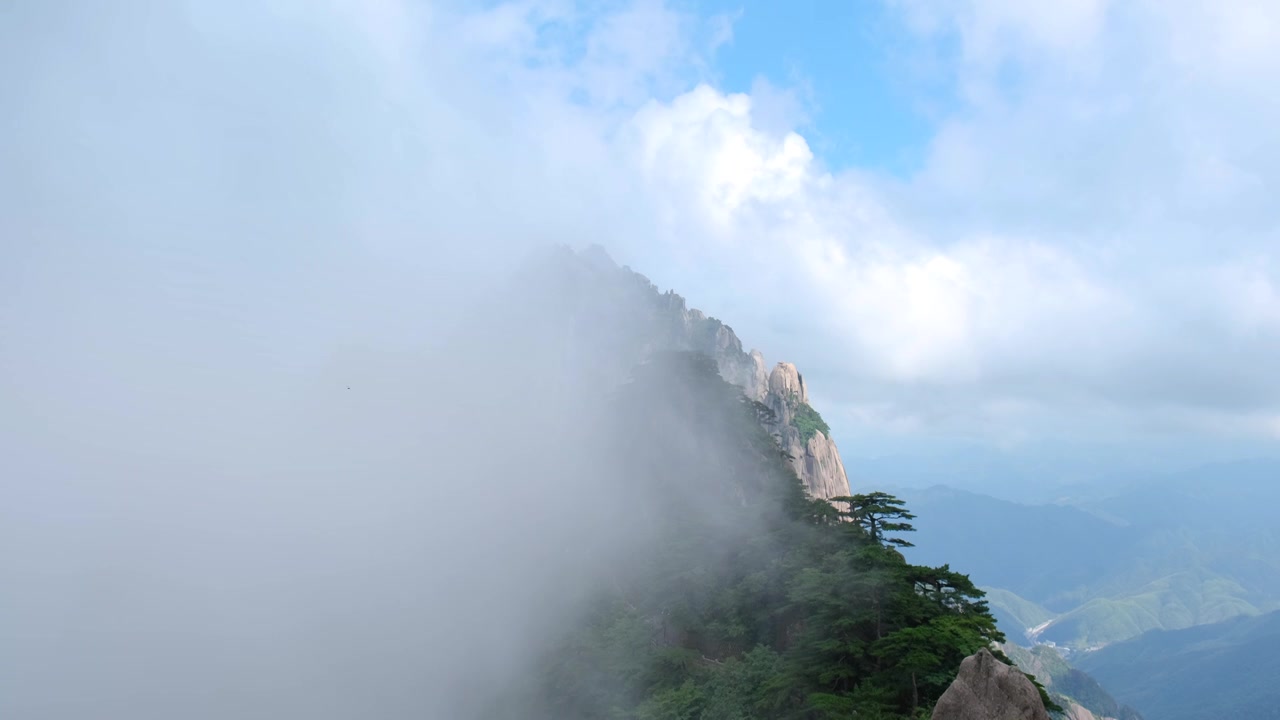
[759,361,852,500]
[542,245,852,501]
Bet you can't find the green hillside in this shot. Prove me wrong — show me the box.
[1035,569,1262,648]
[1003,644,1142,720]
[500,352,1015,720]
[983,588,1057,642]
[1078,610,1280,720]
[898,480,1280,651]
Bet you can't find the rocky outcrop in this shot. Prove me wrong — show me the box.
[544,245,852,501]
[644,284,851,501]
[767,361,808,403]
[799,431,851,500]
[931,649,1052,720]
[758,363,851,500]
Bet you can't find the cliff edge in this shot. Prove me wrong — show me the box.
[532,245,852,500]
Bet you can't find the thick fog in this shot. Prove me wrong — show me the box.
[2,263,667,719]
[0,3,697,718]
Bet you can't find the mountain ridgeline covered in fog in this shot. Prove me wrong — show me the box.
[477,247,1043,719]
[507,352,1009,719]
[541,245,853,502]
[1,244,1045,720]
[9,3,1279,719]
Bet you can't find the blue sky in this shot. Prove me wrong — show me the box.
[705,0,940,175]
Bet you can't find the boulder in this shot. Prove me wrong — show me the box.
[931,649,1052,720]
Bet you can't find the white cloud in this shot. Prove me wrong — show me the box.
[6,0,1280,454]
[896,0,1109,61]
[25,3,1280,716]
[629,85,815,227]
[1146,0,1280,80]
[605,0,1280,445]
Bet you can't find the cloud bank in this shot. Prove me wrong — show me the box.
[5,0,1280,716]
[8,0,1280,452]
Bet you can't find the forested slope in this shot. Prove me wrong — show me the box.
[495,352,1035,719]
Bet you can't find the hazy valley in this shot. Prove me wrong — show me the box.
[882,465,1280,718]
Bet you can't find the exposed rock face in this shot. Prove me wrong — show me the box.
[746,350,768,401]
[758,363,851,500]
[800,432,852,500]
[767,361,808,403]
[543,245,852,500]
[931,649,1052,720]
[651,295,851,501]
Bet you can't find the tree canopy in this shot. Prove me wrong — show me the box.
[832,492,918,549]
[506,352,1016,719]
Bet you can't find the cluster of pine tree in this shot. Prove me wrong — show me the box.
[511,352,1027,719]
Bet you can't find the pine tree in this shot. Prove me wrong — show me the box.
[831,492,918,548]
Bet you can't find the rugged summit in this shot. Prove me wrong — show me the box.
[541,245,852,500]
[760,362,852,500]
[931,649,1052,720]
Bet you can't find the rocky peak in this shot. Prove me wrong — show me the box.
[767,362,808,405]
[546,245,852,501]
[746,350,768,400]
[931,649,1052,720]
[752,361,850,501]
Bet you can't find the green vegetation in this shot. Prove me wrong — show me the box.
[899,484,1280,651]
[1003,644,1139,720]
[515,352,1020,720]
[1079,610,1280,720]
[983,588,1057,642]
[1036,569,1262,648]
[832,492,918,549]
[790,399,831,443]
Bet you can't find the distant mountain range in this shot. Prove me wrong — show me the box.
[885,465,1280,719]
[1002,643,1143,720]
[1077,610,1280,720]
[895,465,1280,651]
[518,246,1280,719]
[475,245,1031,718]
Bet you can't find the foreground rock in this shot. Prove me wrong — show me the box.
[931,649,1052,720]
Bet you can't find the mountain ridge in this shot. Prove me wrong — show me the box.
[890,479,1280,651]
[493,247,1101,719]
[1077,609,1280,720]
[550,244,852,501]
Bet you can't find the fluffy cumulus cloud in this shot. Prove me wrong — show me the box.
[874,0,1280,439]
[612,0,1280,446]
[5,0,1280,455]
